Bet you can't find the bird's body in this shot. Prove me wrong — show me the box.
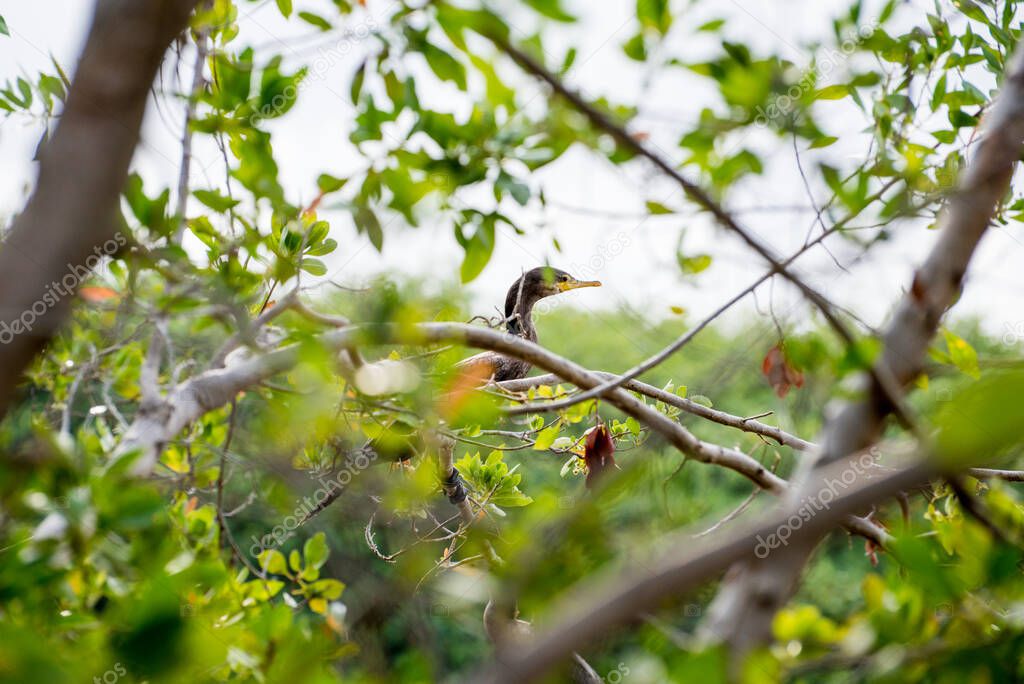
[456,267,600,382]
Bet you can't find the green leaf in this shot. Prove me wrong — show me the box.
[303,532,330,569]
[533,425,560,451]
[231,131,284,204]
[298,11,331,30]
[350,60,366,104]
[275,0,293,18]
[637,0,671,34]
[697,19,725,32]
[496,171,530,206]
[931,73,947,112]
[815,85,848,100]
[809,136,838,149]
[422,43,467,90]
[300,258,327,276]
[316,174,348,194]
[560,47,577,74]
[309,578,345,600]
[0,15,9,37]
[454,451,533,507]
[623,33,647,61]
[16,78,32,108]
[936,369,1024,463]
[953,0,988,23]
[942,329,980,379]
[677,253,712,275]
[459,216,496,283]
[523,0,576,22]
[193,189,239,212]
[646,200,674,214]
[949,109,979,129]
[258,549,288,575]
[354,206,383,251]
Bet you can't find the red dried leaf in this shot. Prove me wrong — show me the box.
[79,286,119,303]
[583,423,615,489]
[761,345,804,398]
[865,538,880,566]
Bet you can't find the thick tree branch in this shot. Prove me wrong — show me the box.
[0,0,200,417]
[118,323,785,494]
[467,458,935,684]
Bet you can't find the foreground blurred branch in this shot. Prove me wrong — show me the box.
[467,458,935,684]
[701,44,1024,657]
[0,0,200,417]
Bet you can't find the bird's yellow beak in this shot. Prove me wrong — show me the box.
[557,279,602,292]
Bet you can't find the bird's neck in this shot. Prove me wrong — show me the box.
[504,280,539,342]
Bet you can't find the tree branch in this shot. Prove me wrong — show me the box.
[466,458,935,684]
[499,372,813,451]
[0,0,200,418]
[172,13,210,244]
[118,322,786,494]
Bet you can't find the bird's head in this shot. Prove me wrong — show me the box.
[515,266,602,301]
[504,267,601,335]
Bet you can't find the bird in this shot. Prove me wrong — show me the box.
[455,267,601,383]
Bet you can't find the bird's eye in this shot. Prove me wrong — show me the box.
[559,274,570,282]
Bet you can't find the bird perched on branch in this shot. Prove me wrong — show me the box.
[456,267,601,382]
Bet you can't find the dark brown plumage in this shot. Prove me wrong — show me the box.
[456,267,601,382]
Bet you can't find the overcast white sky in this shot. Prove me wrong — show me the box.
[2,0,1022,351]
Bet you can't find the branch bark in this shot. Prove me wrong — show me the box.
[0,0,200,417]
[118,322,786,494]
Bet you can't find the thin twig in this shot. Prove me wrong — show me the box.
[172,18,210,244]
